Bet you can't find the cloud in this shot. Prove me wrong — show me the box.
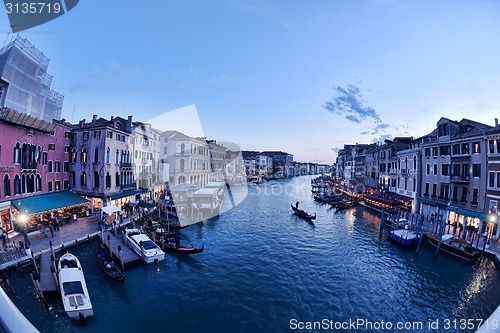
[93,60,139,84]
[323,84,382,124]
[372,134,392,143]
[207,74,245,86]
[331,147,341,153]
[360,123,390,135]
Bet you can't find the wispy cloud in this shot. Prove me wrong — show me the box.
[372,134,392,143]
[207,74,245,86]
[323,84,382,124]
[360,123,390,135]
[93,60,139,84]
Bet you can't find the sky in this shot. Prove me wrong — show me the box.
[1,0,500,164]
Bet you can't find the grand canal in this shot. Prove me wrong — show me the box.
[3,176,500,332]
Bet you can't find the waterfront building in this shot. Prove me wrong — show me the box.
[70,115,135,210]
[362,143,379,190]
[484,121,500,240]
[260,151,294,178]
[392,137,426,213]
[242,151,258,177]
[256,154,273,177]
[224,149,246,184]
[420,117,491,234]
[160,131,211,187]
[207,140,227,181]
[0,36,63,122]
[0,108,77,232]
[130,122,162,200]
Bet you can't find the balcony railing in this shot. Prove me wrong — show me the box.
[120,162,133,168]
[451,175,470,182]
[120,183,136,190]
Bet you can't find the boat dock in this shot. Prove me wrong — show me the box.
[98,231,141,266]
[39,252,57,293]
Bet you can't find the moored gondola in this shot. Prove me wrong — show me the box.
[97,239,125,282]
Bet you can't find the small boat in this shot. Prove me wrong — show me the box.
[334,199,359,211]
[291,204,316,220]
[388,228,419,246]
[97,239,125,282]
[427,233,481,261]
[164,238,204,254]
[125,228,165,264]
[58,253,94,320]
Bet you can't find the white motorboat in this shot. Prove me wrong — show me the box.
[125,228,165,263]
[58,252,94,319]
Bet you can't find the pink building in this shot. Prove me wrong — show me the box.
[0,108,73,232]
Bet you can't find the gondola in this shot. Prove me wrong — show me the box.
[291,204,316,220]
[164,239,205,254]
[426,233,480,261]
[97,239,125,281]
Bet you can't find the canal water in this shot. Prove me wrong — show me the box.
[2,176,500,333]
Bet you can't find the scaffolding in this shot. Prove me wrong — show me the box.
[0,35,63,122]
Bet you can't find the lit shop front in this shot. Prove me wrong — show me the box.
[11,191,90,233]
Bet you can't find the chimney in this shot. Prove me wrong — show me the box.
[79,119,86,127]
[110,116,114,120]
[126,116,133,132]
[495,118,498,127]
[92,114,98,122]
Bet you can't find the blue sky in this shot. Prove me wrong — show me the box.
[1,0,500,164]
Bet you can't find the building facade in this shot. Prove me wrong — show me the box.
[70,115,135,209]
[0,109,71,232]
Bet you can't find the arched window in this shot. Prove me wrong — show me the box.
[180,143,185,154]
[81,147,87,163]
[115,149,119,164]
[81,171,87,187]
[115,172,120,187]
[21,174,26,194]
[71,147,77,163]
[106,173,111,188]
[180,159,185,171]
[13,142,21,164]
[94,147,99,164]
[94,171,99,188]
[36,174,42,192]
[14,175,21,195]
[106,147,110,164]
[3,174,10,197]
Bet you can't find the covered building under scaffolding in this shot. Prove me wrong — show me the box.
[0,35,64,122]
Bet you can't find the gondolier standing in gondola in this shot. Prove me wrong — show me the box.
[295,201,299,209]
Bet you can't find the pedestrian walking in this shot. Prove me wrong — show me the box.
[54,217,60,231]
[0,227,6,250]
[49,224,54,238]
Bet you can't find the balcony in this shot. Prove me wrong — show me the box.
[120,162,133,168]
[451,175,470,183]
[21,162,37,171]
[120,183,136,190]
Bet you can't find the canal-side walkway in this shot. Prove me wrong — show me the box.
[0,211,140,271]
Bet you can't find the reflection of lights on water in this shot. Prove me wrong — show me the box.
[456,263,490,312]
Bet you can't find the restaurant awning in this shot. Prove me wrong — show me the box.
[446,206,459,212]
[387,192,413,202]
[101,205,122,215]
[109,191,137,201]
[420,198,448,209]
[12,191,89,215]
[456,208,480,218]
[138,201,155,209]
[363,194,402,207]
[479,213,492,222]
